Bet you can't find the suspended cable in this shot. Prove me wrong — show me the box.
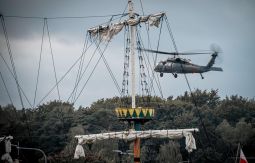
[1,20,32,137]
[139,42,156,96]
[139,0,145,15]
[36,42,94,106]
[121,26,129,96]
[0,15,24,108]
[164,16,214,152]
[136,31,149,98]
[73,38,113,104]
[120,26,130,106]
[70,7,128,103]
[0,53,33,108]
[45,18,61,100]
[67,37,101,102]
[154,17,164,66]
[70,33,89,102]
[3,13,128,20]
[153,17,164,98]
[164,16,178,52]
[138,0,163,99]
[136,27,163,98]
[136,31,156,96]
[96,43,122,95]
[0,16,32,136]
[0,70,13,105]
[72,44,105,103]
[33,19,46,108]
[138,24,156,96]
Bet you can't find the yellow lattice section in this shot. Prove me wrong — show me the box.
[115,107,154,119]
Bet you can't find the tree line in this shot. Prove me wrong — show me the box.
[0,89,254,162]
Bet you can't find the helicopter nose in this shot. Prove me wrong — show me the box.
[154,65,159,72]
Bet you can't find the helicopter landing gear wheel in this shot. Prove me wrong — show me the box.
[200,73,204,79]
[160,73,163,77]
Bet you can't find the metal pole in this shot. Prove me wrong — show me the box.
[128,0,136,109]
[12,144,47,163]
[235,142,240,163]
[128,1,140,162]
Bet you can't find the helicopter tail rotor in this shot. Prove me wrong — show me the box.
[210,44,223,64]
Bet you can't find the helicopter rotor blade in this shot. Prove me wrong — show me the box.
[139,48,211,55]
[210,44,222,53]
[210,44,223,64]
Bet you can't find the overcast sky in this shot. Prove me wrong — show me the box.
[0,0,255,109]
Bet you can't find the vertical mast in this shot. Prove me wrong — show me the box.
[128,0,136,109]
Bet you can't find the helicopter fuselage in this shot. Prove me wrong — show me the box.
[154,62,210,74]
[154,57,222,79]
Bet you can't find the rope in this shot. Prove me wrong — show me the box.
[66,36,101,102]
[71,5,128,104]
[137,0,165,98]
[0,53,33,108]
[0,15,24,108]
[164,16,217,159]
[164,16,178,53]
[73,39,111,103]
[153,18,164,98]
[45,18,61,100]
[0,70,13,105]
[0,16,32,136]
[33,18,46,108]
[71,33,89,102]
[139,0,145,15]
[136,30,163,98]
[96,45,122,95]
[3,13,128,20]
[136,31,156,96]
[137,31,149,104]
[36,42,92,106]
[121,26,130,98]
[154,16,164,66]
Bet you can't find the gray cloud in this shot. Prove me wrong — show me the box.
[0,0,255,109]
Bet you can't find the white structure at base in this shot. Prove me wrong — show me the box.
[74,128,198,159]
[1,136,13,163]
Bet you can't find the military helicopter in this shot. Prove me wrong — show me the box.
[140,47,223,79]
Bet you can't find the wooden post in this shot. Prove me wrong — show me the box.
[134,138,141,163]
[133,121,141,163]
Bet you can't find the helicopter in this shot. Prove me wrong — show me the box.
[140,48,223,79]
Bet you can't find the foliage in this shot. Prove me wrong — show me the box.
[157,141,182,163]
[0,90,255,162]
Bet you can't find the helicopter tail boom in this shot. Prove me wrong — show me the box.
[206,53,218,68]
[209,67,223,71]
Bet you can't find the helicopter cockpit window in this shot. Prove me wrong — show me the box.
[159,61,164,65]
